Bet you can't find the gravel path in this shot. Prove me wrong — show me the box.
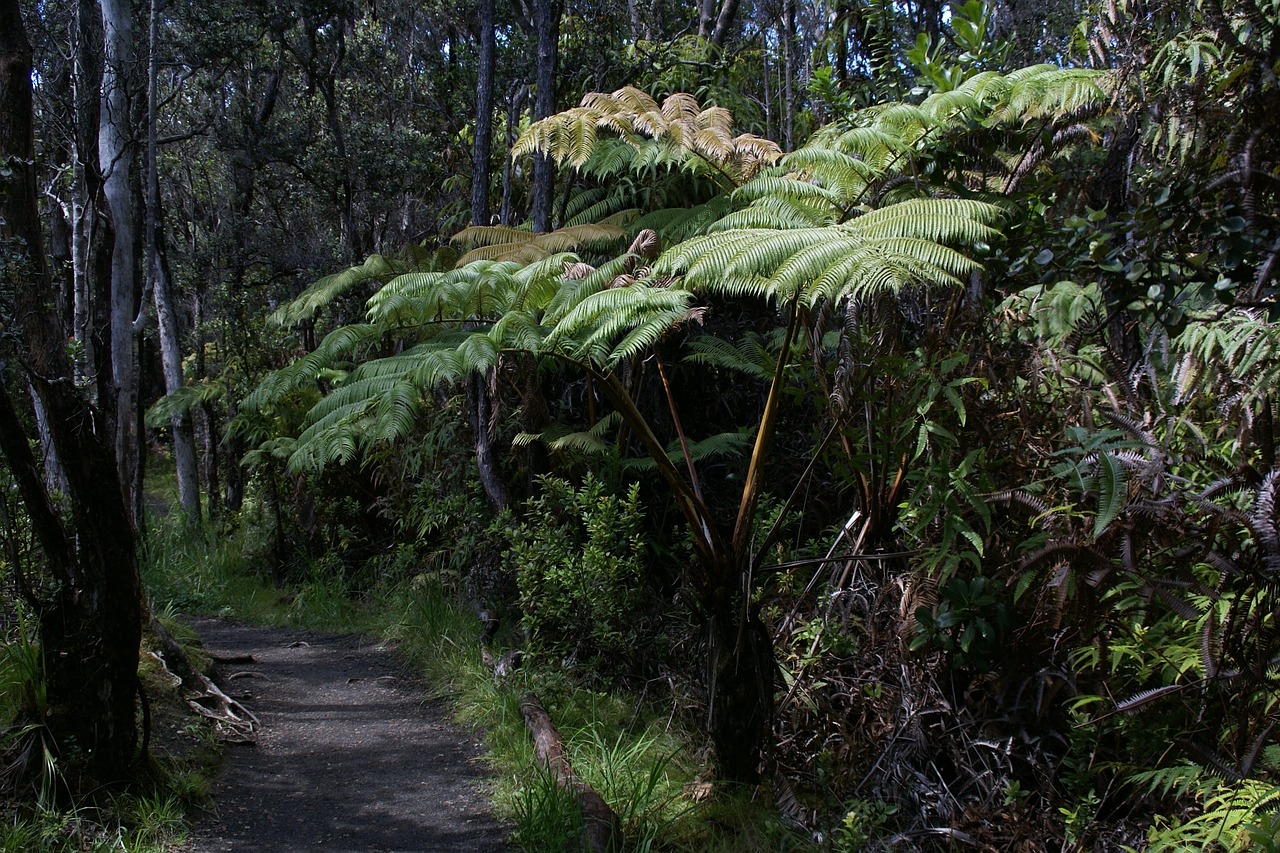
[181,618,509,853]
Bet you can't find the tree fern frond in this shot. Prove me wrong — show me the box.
[622,430,754,471]
[712,195,835,231]
[1116,684,1186,714]
[685,333,774,381]
[271,252,416,328]
[241,323,379,412]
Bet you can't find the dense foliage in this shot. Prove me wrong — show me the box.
[3,0,1279,847]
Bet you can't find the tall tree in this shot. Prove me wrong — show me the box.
[98,0,143,520]
[0,0,143,781]
[146,0,199,521]
[530,0,559,232]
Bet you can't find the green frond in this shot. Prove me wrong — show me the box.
[660,196,997,304]
[545,285,692,367]
[633,196,734,244]
[851,198,1002,243]
[543,255,631,324]
[782,144,886,200]
[491,310,551,352]
[241,323,378,413]
[996,65,1106,122]
[269,250,441,328]
[622,430,753,471]
[601,303,693,368]
[579,138,640,178]
[733,174,840,206]
[712,195,835,231]
[684,333,774,381]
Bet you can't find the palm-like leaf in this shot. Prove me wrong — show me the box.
[514,86,782,186]
[660,198,1000,305]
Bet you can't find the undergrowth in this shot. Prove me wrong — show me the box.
[132,499,817,852]
[1,599,217,853]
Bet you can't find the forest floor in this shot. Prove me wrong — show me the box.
[178,617,510,853]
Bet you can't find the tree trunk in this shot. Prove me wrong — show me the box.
[530,0,559,233]
[500,83,526,225]
[471,0,495,227]
[781,0,795,150]
[145,0,200,522]
[706,601,774,784]
[709,0,741,48]
[0,0,143,781]
[27,379,68,496]
[72,0,104,393]
[99,0,142,520]
[467,372,509,511]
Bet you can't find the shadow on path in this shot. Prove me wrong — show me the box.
[181,618,509,853]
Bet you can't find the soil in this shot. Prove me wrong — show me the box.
[179,617,510,853]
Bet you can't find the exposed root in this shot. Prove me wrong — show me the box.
[147,617,260,744]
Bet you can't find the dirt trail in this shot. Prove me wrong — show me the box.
[181,618,509,853]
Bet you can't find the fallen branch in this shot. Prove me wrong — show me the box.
[148,617,260,743]
[480,647,522,678]
[519,692,621,853]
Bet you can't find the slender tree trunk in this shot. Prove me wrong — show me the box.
[0,0,143,780]
[781,0,795,150]
[27,380,67,495]
[471,0,495,227]
[145,0,199,521]
[99,0,142,519]
[530,0,559,233]
[500,83,526,225]
[467,372,509,510]
[467,0,508,510]
[72,0,104,393]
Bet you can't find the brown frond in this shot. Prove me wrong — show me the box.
[627,229,660,260]
[989,489,1053,520]
[1115,684,1185,714]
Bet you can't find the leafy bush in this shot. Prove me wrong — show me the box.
[509,475,650,671]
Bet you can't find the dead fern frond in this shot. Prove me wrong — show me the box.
[1116,684,1185,714]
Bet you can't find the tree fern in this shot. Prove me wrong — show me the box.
[450,222,626,265]
[269,245,453,328]
[514,86,782,187]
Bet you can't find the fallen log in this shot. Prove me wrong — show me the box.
[519,692,621,853]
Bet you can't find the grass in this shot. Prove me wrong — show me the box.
[0,602,208,853]
[116,464,812,852]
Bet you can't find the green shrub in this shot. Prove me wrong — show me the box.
[509,475,649,671]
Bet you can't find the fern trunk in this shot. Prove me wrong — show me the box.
[707,596,775,784]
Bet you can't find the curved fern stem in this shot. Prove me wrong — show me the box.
[595,369,723,571]
[732,295,802,560]
[654,352,703,503]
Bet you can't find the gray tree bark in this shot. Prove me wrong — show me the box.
[0,0,144,780]
[99,0,141,519]
[146,0,200,521]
